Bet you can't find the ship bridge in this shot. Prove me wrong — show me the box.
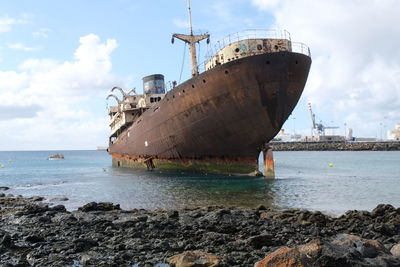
[107,75,167,141]
[200,29,311,72]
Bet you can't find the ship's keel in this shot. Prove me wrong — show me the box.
[111,153,262,176]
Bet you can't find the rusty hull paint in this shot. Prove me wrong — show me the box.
[263,147,275,178]
[112,153,258,175]
[109,51,311,174]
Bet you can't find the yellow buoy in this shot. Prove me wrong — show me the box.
[1,164,4,168]
[329,163,333,167]
[8,159,12,163]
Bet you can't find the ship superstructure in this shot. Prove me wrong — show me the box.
[108,74,166,142]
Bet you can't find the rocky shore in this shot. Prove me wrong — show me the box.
[1,193,399,266]
[270,141,400,151]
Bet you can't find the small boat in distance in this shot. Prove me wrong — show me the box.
[48,154,64,160]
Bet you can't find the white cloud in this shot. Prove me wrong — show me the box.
[0,15,29,32]
[32,28,52,38]
[252,0,281,10]
[0,34,123,150]
[253,0,400,137]
[8,42,37,51]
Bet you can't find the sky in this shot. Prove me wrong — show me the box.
[0,0,399,150]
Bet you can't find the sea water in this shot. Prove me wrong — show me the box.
[0,150,399,215]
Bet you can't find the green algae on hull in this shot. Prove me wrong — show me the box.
[112,155,258,176]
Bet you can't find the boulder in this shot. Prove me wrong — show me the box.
[254,246,306,267]
[78,202,120,212]
[391,243,400,256]
[51,205,66,212]
[371,204,395,217]
[168,250,219,267]
[256,205,267,211]
[25,235,45,243]
[50,197,69,201]
[73,238,99,253]
[331,234,390,258]
[255,234,400,267]
[20,204,49,214]
[29,196,45,201]
[1,234,13,248]
[247,234,274,249]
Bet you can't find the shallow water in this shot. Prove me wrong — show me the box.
[0,150,399,215]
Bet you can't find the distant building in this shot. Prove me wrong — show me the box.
[387,124,400,140]
[273,129,302,142]
[347,128,354,141]
[301,135,345,142]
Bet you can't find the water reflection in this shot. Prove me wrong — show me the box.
[105,167,276,210]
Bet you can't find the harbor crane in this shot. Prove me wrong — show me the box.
[308,103,339,136]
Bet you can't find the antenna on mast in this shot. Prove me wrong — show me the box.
[188,0,193,35]
[171,0,210,77]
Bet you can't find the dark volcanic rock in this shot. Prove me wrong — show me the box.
[20,203,49,214]
[73,238,99,252]
[0,195,399,266]
[1,234,13,248]
[29,196,45,201]
[247,234,274,249]
[50,197,69,201]
[371,204,396,217]
[51,204,66,212]
[78,202,121,212]
[25,235,46,243]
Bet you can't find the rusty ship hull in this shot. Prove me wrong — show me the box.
[109,51,311,174]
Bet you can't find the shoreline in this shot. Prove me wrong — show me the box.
[1,193,399,266]
[270,141,400,151]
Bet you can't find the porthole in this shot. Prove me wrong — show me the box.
[191,84,195,88]
[257,44,262,50]
[172,95,175,98]
[203,79,206,83]
[183,89,185,93]
[225,70,229,74]
[274,45,279,50]
[235,48,240,53]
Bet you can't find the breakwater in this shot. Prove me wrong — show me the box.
[269,141,400,151]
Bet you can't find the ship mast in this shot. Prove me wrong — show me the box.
[172,0,209,77]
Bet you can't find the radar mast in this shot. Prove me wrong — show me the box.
[172,0,209,77]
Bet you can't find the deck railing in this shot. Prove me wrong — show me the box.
[291,42,311,57]
[197,29,311,73]
[204,29,292,60]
